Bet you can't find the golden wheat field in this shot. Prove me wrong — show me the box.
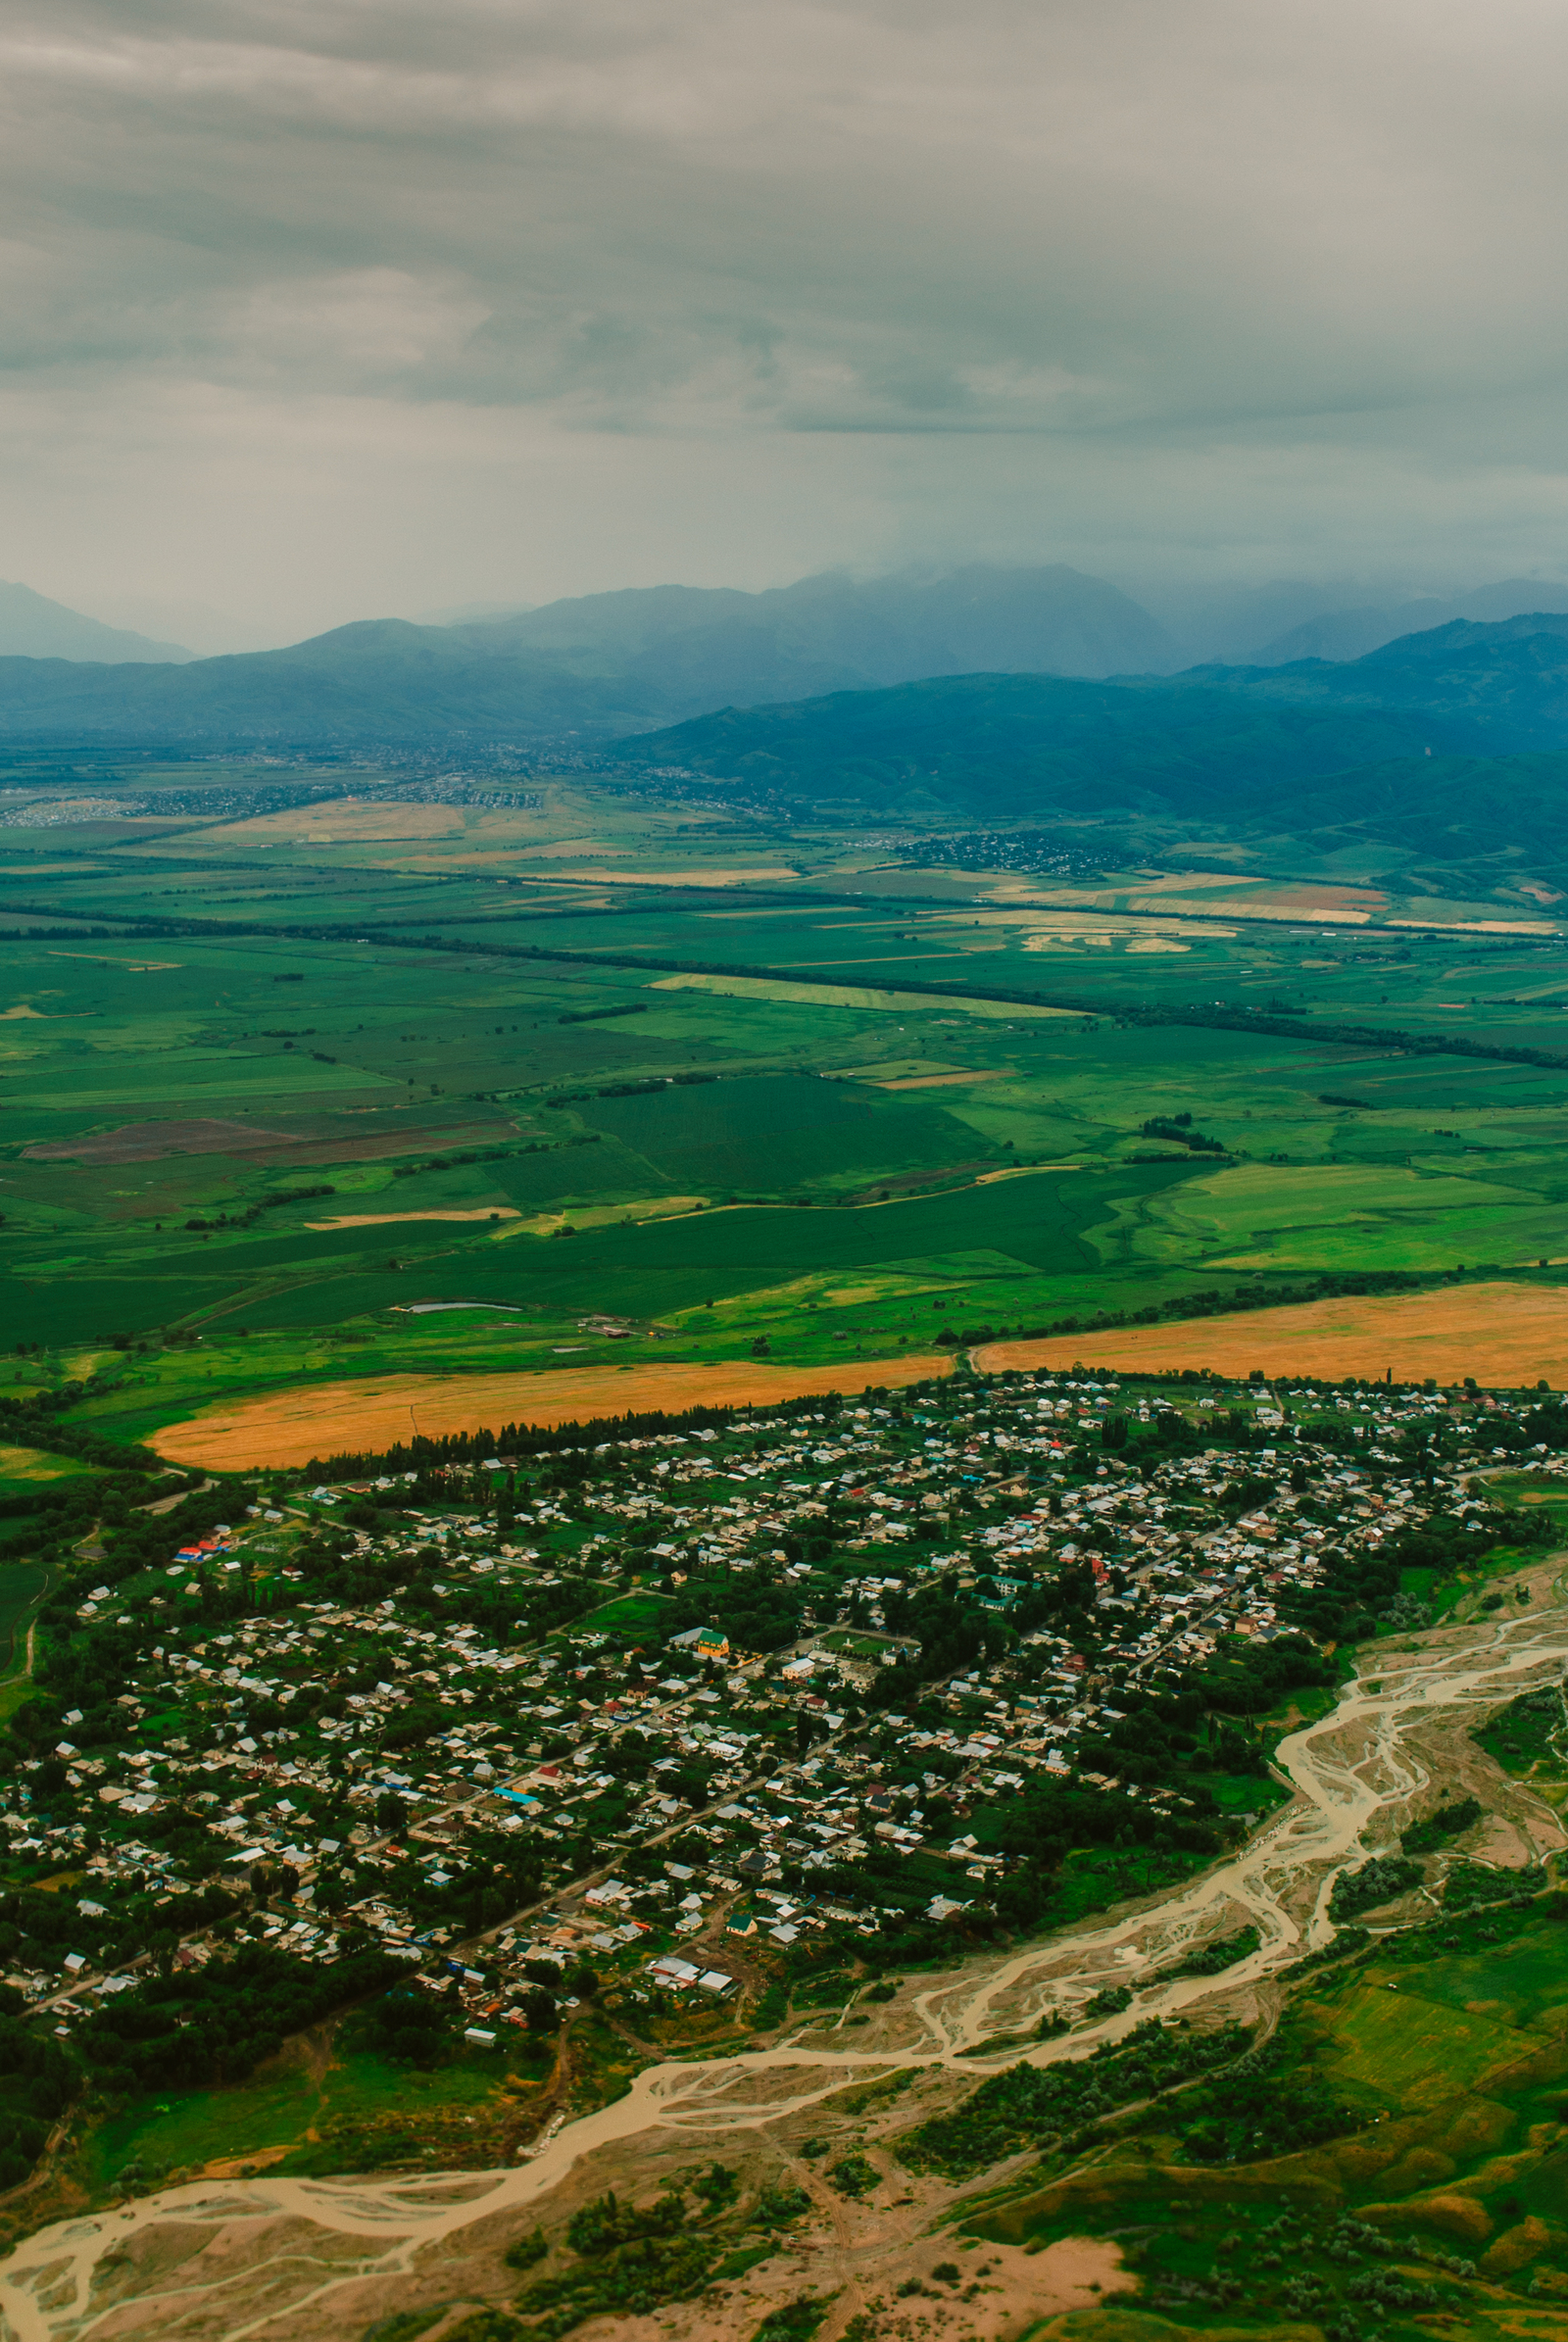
[155,1352,956,1470]
[975,1279,1568,1387]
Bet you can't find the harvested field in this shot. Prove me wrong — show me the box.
[24,1115,297,1161]
[648,971,1079,1018]
[975,1278,1568,1386]
[874,1067,1007,1089]
[155,1351,956,1469]
[305,1209,521,1228]
[24,1111,505,1165]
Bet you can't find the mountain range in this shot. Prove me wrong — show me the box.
[6,573,1568,886]
[5,563,1568,749]
[0,565,1177,740]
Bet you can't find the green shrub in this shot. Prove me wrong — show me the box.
[827,2154,878,2198]
[903,2020,1251,2178]
[749,2297,834,2342]
[1329,1856,1423,1920]
[1400,1796,1482,1855]
[1160,1925,1260,1979]
[756,2181,811,2223]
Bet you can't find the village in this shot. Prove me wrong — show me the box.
[0,1365,1554,2060]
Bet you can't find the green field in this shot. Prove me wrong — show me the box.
[80,2042,517,2188]
[7,760,1568,1448]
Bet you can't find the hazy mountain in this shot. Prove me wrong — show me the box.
[0,618,665,739]
[1136,574,1568,666]
[1250,600,1457,665]
[616,611,1568,826]
[1137,577,1382,664]
[1250,578,1568,666]
[445,564,1185,694]
[0,564,1181,740]
[0,580,191,662]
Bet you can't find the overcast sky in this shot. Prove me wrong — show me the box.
[8,0,1568,647]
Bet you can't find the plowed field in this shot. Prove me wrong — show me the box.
[155,1351,955,1469]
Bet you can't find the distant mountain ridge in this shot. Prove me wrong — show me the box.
[1248,578,1568,666]
[0,564,1181,741]
[453,565,1184,697]
[4,576,1568,800]
[0,581,191,664]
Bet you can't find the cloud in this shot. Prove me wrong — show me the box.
[3,0,1568,638]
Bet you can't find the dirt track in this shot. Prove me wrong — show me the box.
[154,1352,956,1469]
[975,1278,1568,1386]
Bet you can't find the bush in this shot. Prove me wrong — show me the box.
[1160,1925,1260,1979]
[1329,1856,1423,1920]
[511,2188,718,2337]
[1401,1796,1482,1855]
[826,2155,878,2198]
[903,2021,1251,2178]
[756,2182,811,2223]
[749,2299,833,2342]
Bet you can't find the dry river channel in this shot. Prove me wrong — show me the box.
[4,1586,1566,2342]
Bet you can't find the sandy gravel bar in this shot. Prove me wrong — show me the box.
[155,1352,956,1469]
[976,1278,1568,1386]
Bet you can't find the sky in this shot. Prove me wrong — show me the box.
[8,0,1568,649]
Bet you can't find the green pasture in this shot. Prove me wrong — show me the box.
[577,1590,676,1639]
[0,1442,96,1498]
[80,2044,512,2189]
[1316,1979,1521,2107]
[1127,1159,1568,1273]
[1368,1926,1568,2030]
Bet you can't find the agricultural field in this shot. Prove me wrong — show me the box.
[9,756,1568,1455]
[978,1279,1568,1387]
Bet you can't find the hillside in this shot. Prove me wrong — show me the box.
[614,668,1465,818]
[0,619,665,740]
[616,617,1568,859]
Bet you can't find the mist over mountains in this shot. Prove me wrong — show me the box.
[3,561,1568,749]
[6,567,1568,886]
[0,581,192,665]
[0,564,1176,740]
